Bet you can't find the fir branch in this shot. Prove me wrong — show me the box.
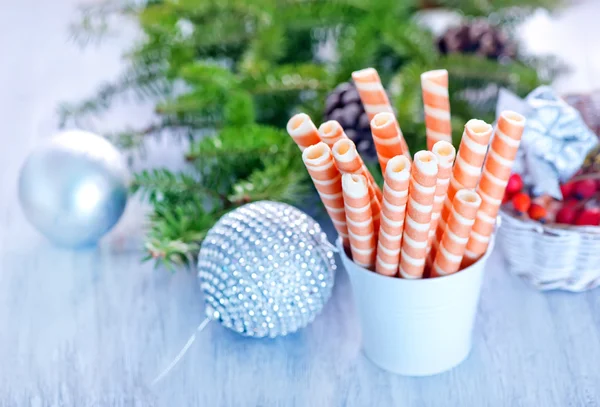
[155,90,225,117]
[132,169,226,208]
[382,22,438,66]
[334,17,380,83]
[243,64,331,94]
[144,199,221,269]
[390,61,428,150]
[137,1,274,53]
[224,91,256,127]
[69,0,143,47]
[430,0,561,17]
[136,125,309,267]
[228,148,310,205]
[185,124,293,162]
[278,0,367,30]
[155,62,259,127]
[442,54,542,96]
[519,53,570,83]
[58,63,168,128]
[102,119,199,151]
[241,20,287,65]
[294,88,329,125]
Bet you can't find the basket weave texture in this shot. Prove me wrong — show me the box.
[498,210,600,291]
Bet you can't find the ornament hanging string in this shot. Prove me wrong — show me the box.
[150,201,339,385]
[151,243,339,386]
[152,318,211,385]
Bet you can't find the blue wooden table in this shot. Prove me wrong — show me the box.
[1,1,600,405]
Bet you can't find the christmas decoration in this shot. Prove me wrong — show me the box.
[560,182,576,200]
[505,173,524,197]
[325,82,377,161]
[18,130,128,247]
[503,175,600,227]
[497,87,599,200]
[573,179,597,200]
[492,87,600,290]
[555,202,578,225]
[438,20,516,61]
[512,192,531,215]
[499,165,600,291]
[527,203,548,222]
[151,201,336,383]
[64,0,563,267]
[574,204,600,226]
[197,201,336,337]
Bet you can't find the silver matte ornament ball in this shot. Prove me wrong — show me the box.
[198,201,337,338]
[18,130,128,248]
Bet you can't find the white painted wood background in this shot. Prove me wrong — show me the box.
[1,0,599,405]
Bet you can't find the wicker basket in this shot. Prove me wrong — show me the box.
[497,210,600,291]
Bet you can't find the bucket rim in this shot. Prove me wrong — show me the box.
[337,236,495,286]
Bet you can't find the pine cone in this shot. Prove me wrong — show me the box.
[438,20,516,60]
[324,82,377,161]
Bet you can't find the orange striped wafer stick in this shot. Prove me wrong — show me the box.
[302,143,350,247]
[352,68,394,119]
[332,139,382,232]
[426,140,456,263]
[370,112,412,172]
[342,174,376,269]
[286,113,321,151]
[319,120,381,200]
[399,151,438,279]
[318,120,348,148]
[435,119,493,254]
[431,189,482,277]
[463,111,526,267]
[375,155,411,276]
[352,68,410,156]
[421,70,452,151]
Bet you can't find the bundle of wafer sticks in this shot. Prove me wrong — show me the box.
[287,67,526,278]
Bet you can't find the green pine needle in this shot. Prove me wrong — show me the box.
[133,125,308,268]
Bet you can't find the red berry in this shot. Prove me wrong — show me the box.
[559,182,575,200]
[528,203,548,222]
[563,199,579,209]
[512,192,531,214]
[505,173,523,196]
[556,205,578,225]
[573,179,597,200]
[575,208,600,226]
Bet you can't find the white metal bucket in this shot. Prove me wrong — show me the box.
[339,238,495,376]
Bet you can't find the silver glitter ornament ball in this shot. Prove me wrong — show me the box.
[18,130,128,248]
[198,201,337,338]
